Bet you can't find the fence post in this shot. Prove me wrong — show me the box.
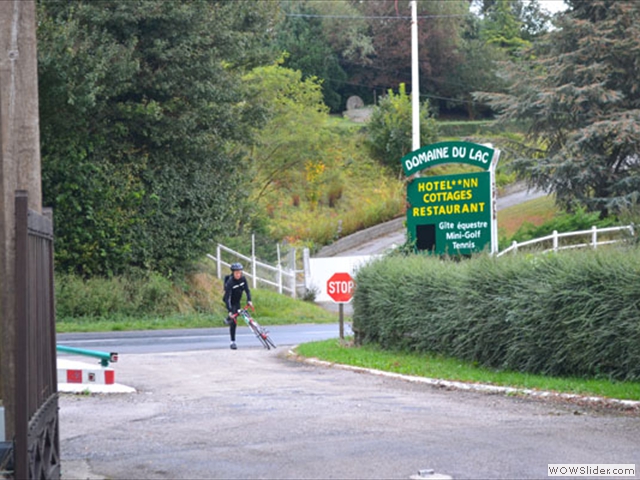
[303,248,310,291]
[14,191,29,480]
[276,243,283,294]
[511,240,517,254]
[216,244,221,279]
[251,234,257,289]
[290,248,297,299]
[553,230,558,252]
[591,225,598,249]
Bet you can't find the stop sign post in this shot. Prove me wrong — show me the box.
[327,272,355,339]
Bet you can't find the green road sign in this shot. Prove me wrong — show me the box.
[401,141,495,176]
[406,171,494,255]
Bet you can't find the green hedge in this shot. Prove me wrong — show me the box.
[55,272,184,319]
[352,248,640,381]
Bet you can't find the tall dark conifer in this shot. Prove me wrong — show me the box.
[478,0,640,216]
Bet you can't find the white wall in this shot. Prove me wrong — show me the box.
[307,255,381,302]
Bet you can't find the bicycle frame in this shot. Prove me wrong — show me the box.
[232,305,277,350]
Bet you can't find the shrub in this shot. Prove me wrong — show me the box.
[510,207,618,244]
[366,83,439,175]
[353,247,640,381]
[55,271,210,319]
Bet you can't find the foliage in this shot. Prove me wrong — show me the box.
[473,0,552,41]
[254,116,405,249]
[351,1,469,109]
[227,69,405,250]
[366,83,439,174]
[508,207,618,245]
[271,0,554,116]
[352,248,640,381]
[38,0,280,276]
[445,21,507,118]
[275,0,373,111]
[56,274,337,332]
[241,63,331,207]
[497,195,558,246]
[477,1,640,218]
[479,0,531,54]
[55,272,183,318]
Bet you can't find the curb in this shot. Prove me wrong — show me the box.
[57,358,136,394]
[58,382,136,394]
[288,348,640,413]
[57,358,114,385]
[315,217,405,257]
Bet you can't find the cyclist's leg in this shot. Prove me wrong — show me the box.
[229,303,240,346]
[229,321,236,342]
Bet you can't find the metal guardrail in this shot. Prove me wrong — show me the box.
[56,345,118,367]
[497,225,635,257]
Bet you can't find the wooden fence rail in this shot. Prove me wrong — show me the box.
[497,225,635,257]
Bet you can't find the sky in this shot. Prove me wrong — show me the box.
[538,0,568,14]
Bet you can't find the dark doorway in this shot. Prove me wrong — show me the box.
[416,224,436,251]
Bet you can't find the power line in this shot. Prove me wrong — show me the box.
[285,13,470,20]
[320,75,488,106]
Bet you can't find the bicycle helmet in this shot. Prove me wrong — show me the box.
[230,262,244,271]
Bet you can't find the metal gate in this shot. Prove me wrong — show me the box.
[13,190,60,479]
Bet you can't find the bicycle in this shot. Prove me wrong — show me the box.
[231,305,277,350]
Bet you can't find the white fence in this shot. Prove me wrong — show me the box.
[497,225,635,257]
[207,239,305,298]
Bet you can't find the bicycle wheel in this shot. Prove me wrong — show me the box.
[249,320,269,349]
[256,321,276,349]
[265,334,277,349]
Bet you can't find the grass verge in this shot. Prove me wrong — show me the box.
[498,194,558,239]
[295,339,640,402]
[56,289,338,333]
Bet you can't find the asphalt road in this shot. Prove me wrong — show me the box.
[60,349,640,480]
[57,324,350,354]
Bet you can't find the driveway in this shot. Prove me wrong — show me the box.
[60,349,639,479]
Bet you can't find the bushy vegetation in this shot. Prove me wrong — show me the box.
[365,83,438,175]
[55,271,221,320]
[38,1,281,276]
[508,207,620,245]
[352,247,640,381]
[55,272,337,332]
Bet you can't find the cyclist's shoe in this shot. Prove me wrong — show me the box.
[230,341,237,350]
[223,316,232,326]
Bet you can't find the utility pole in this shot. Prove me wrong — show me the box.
[410,0,420,151]
[0,0,43,441]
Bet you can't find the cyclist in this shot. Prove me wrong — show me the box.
[223,262,253,350]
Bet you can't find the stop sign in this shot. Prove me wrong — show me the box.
[326,272,355,303]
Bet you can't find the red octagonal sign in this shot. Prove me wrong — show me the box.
[327,272,355,303]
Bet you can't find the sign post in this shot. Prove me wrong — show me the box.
[401,141,500,255]
[326,272,355,339]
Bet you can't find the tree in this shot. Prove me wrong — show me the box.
[366,83,439,176]
[240,63,334,215]
[351,0,468,112]
[275,0,373,111]
[480,0,530,54]
[38,0,280,275]
[477,1,640,217]
[441,13,508,119]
